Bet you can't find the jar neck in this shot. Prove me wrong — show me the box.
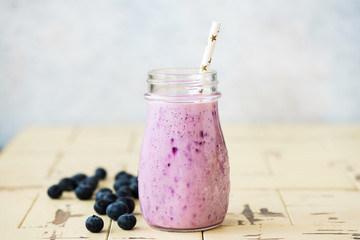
[145,68,221,103]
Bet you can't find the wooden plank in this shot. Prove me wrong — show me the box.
[1,127,74,154]
[227,146,273,189]
[227,147,269,176]
[21,192,111,239]
[280,190,360,227]
[204,225,360,240]
[0,190,39,230]
[131,127,145,154]
[0,152,59,187]
[263,149,359,189]
[223,189,291,227]
[67,126,140,154]
[0,228,45,240]
[224,138,326,157]
[267,154,355,190]
[344,159,360,190]
[223,124,360,139]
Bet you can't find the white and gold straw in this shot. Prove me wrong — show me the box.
[199,21,221,72]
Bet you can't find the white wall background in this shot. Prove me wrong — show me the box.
[0,0,360,147]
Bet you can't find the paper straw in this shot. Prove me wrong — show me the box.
[199,21,221,72]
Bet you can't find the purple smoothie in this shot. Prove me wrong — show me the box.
[138,100,230,230]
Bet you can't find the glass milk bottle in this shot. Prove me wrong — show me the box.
[138,68,230,231]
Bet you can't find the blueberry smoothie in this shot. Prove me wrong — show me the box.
[138,100,230,230]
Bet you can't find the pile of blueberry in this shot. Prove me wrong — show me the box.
[47,168,106,200]
[47,168,138,232]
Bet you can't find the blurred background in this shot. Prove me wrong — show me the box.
[0,0,360,148]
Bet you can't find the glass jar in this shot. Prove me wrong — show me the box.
[138,68,230,231]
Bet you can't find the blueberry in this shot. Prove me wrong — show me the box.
[103,193,118,203]
[58,177,76,191]
[106,202,129,220]
[94,199,111,215]
[130,176,138,184]
[115,172,134,182]
[71,173,87,184]
[129,182,138,199]
[95,188,113,201]
[75,184,93,200]
[115,186,132,198]
[117,213,136,230]
[85,215,104,233]
[86,176,99,186]
[115,171,130,180]
[95,168,107,180]
[117,197,135,213]
[113,179,130,191]
[82,176,98,191]
[47,185,63,199]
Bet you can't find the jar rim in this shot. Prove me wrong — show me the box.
[148,67,217,83]
[146,67,220,103]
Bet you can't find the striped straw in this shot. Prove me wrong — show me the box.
[199,21,221,72]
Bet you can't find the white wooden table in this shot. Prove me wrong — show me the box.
[0,124,359,239]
